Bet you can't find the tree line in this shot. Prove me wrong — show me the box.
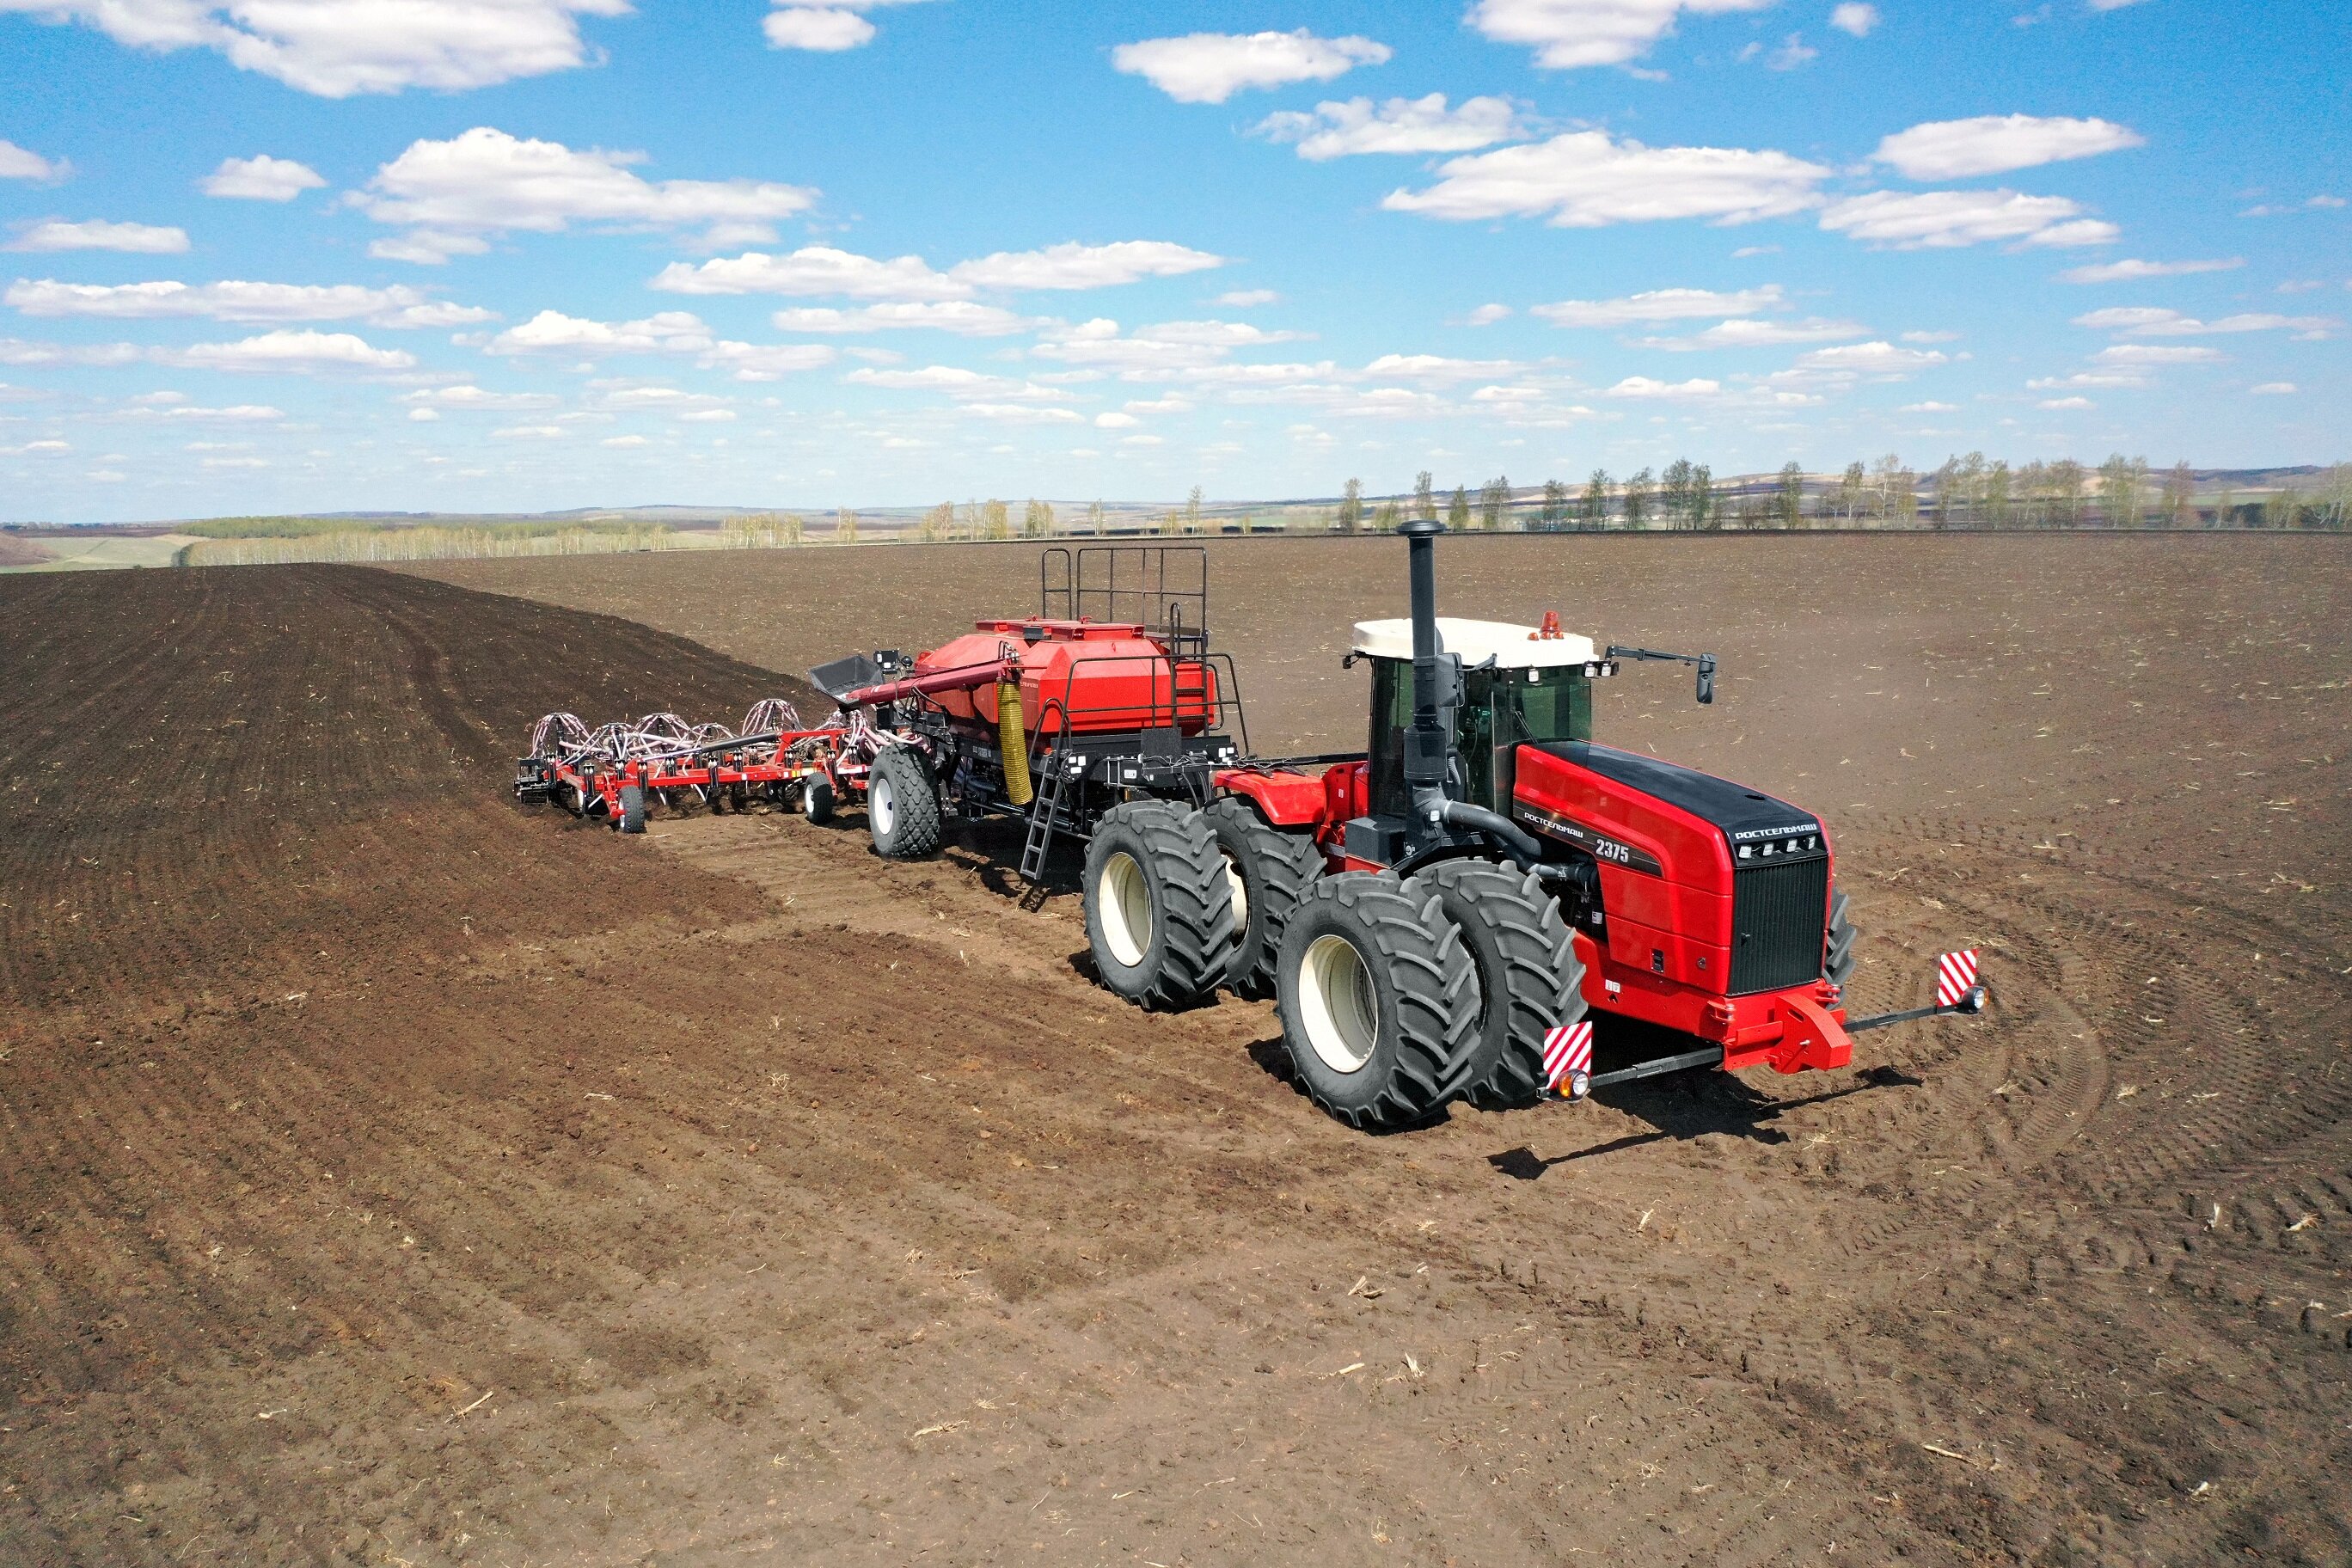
[1323,457,2350,532]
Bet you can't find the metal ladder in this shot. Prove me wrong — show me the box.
[1018,737,1075,884]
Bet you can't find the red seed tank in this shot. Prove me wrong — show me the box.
[916,616,1220,737]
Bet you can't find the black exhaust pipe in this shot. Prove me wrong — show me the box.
[1400,518,1455,850]
[1397,516,1549,867]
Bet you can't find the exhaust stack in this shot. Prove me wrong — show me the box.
[1400,518,1455,849]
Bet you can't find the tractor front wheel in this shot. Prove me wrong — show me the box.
[1824,886,1859,989]
[1407,860,1582,1111]
[1204,797,1325,1000]
[1083,800,1236,1009]
[1274,873,1478,1131]
[867,747,941,858]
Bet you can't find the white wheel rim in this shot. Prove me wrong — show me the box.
[1223,854,1249,940]
[872,775,896,834]
[1099,851,1152,969]
[1299,933,1379,1075]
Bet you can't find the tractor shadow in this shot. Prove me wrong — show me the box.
[1487,1017,1923,1180]
[940,816,1083,914]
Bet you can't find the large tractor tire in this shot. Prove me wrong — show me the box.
[1406,860,1583,1111]
[867,746,941,859]
[1824,885,1859,988]
[1083,799,1236,1009]
[800,774,836,825]
[1204,797,1325,1001]
[1274,872,1479,1131]
[618,783,647,836]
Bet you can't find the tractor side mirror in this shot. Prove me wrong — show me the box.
[1696,654,1716,706]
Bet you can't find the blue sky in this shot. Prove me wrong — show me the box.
[0,0,2343,523]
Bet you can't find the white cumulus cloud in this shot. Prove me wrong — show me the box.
[0,139,68,181]
[761,0,934,52]
[1112,29,1390,105]
[1533,285,1786,327]
[487,309,713,354]
[6,278,491,328]
[2092,344,2223,365]
[166,328,416,373]
[2055,256,2243,284]
[355,127,817,256]
[1790,340,1946,374]
[770,302,1032,336]
[199,155,327,201]
[763,7,872,49]
[1254,95,1525,161]
[1383,131,1829,227]
[402,384,560,412]
[0,0,630,97]
[1829,4,1879,37]
[1636,316,1867,350]
[949,240,1225,291]
[652,240,1220,300]
[1604,375,1723,400]
[7,218,189,253]
[652,245,963,299]
[1468,0,1774,70]
[2079,308,2333,337]
[1820,189,2114,248]
[1872,114,2144,180]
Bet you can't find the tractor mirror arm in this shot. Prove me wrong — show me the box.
[1604,646,1718,706]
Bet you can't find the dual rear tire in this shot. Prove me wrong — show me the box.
[1273,873,1479,1130]
[1271,863,1583,1129]
[1084,800,1237,1009]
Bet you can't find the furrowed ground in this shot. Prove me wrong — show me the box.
[4,535,2348,1566]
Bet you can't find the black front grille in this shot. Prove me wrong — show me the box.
[1728,856,1829,995]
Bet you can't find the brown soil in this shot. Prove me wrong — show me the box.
[0,536,56,568]
[6,537,2349,1566]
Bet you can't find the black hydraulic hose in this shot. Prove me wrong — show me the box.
[1436,799,1547,866]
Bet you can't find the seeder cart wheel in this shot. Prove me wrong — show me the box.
[867,746,941,858]
[1204,797,1325,1001]
[1274,873,1478,1131]
[618,784,647,835]
[1083,800,1236,1009]
[1824,886,1859,988]
[801,775,836,825]
[1407,861,1582,1110]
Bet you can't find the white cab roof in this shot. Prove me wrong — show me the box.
[1352,616,1598,668]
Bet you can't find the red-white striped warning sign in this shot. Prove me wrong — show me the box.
[1934,949,1981,1008]
[1544,1020,1594,1096]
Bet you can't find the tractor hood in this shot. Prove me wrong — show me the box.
[1512,740,1826,881]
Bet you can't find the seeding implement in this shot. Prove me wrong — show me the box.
[519,526,1987,1131]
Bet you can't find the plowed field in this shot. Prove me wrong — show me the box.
[5,536,2349,1566]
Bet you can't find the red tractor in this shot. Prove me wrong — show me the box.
[819,524,1984,1130]
[1087,520,1989,1130]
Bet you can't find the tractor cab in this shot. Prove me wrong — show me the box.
[1350,616,1616,861]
